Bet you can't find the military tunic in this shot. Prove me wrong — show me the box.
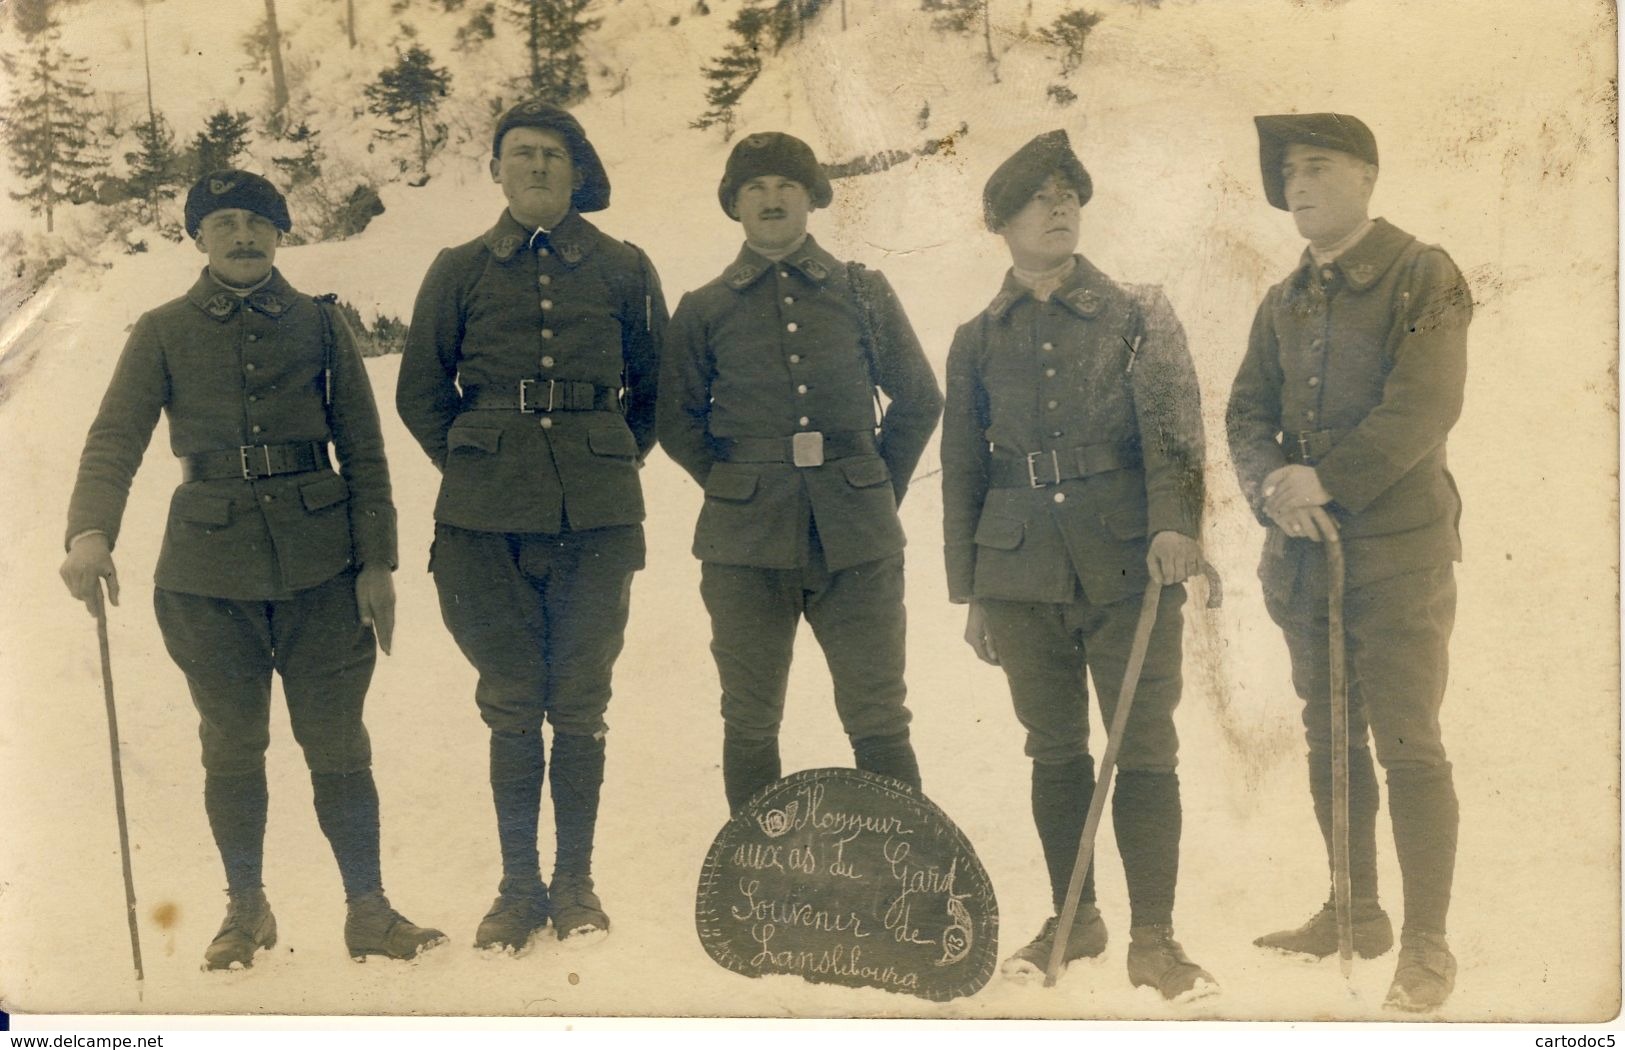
[658,236,942,743]
[397,208,666,736]
[940,257,1204,769]
[1225,217,1471,771]
[65,267,396,774]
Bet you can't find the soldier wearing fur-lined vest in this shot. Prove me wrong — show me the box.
[60,170,444,972]
[1226,113,1472,1013]
[396,101,667,953]
[940,131,1216,1000]
[658,132,943,813]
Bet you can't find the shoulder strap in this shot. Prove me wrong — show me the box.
[845,262,884,429]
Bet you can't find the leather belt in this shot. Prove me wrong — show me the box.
[181,441,330,482]
[462,380,621,413]
[989,442,1140,489]
[719,430,877,466]
[1284,428,1350,466]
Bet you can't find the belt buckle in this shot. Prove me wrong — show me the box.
[518,379,556,413]
[1297,431,1313,464]
[792,431,825,468]
[239,444,272,479]
[1026,449,1061,488]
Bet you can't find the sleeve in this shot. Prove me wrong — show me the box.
[940,321,990,605]
[1128,284,1205,539]
[396,248,467,472]
[1311,249,1472,514]
[324,303,397,570]
[622,244,669,461]
[1225,289,1290,527]
[64,314,169,551]
[861,269,944,503]
[655,292,718,486]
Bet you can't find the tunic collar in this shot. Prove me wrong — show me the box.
[186,267,297,322]
[482,208,600,267]
[985,253,1115,321]
[1292,217,1414,292]
[724,234,842,291]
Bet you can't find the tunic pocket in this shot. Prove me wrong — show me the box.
[299,472,351,512]
[171,488,233,527]
[973,514,1026,551]
[703,467,759,502]
[447,424,503,455]
[840,456,892,489]
[1101,504,1149,540]
[587,425,638,459]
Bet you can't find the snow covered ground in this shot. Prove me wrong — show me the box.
[0,0,1617,1024]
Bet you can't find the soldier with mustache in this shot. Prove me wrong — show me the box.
[940,131,1214,999]
[60,169,445,970]
[397,101,667,953]
[658,132,942,812]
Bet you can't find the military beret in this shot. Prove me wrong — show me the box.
[718,132,833,218]
[1253,113,1379,210]
[492,99,612,213]
[184,170,292,239]
[982,130,1092,231]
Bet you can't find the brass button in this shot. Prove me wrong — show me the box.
[541,299,553,310]
[251,425,262,434]
[798,416,810,426]
[1041,342,1055,351]
[1311,338,1325,352]
[539,275,552,286]
[1308,376,1320,387]
[541,356,555,368]
[1047,400,1059,410]
[1051,431,1063,438]
[246,334,258,342]
[788,354,801,364]
[541,329,554,339]
[1321,268,1334,281]
[786,322,798,333]
[540,417,554,429]
[244,363,256,372]
[779,270,789,278]
[248,395,258,403]
[796,384,808,394]
[1306,410,1318,422]
[784,296,795,305]
[539,247,551,256]
[261,494,273,503]
[1044,368,1056,378]
[1053,492,1066,504]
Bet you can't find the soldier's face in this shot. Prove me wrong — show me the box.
[1281,143,1376,246]
[492,127,579,229]
[735,176,812,250]
[997,175,1081,270]
[194,208,280,287]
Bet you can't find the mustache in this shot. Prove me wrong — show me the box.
[757,208,787,219]
[227,249,267,259]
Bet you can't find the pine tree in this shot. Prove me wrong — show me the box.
[691,5,770,139]
[271,121,324,189]
[1037,8,1103,77]
[10,0,56,38]
[364,45,452,178]
[125,111,184,229]
[921,0,996,76]
[503,0,602,105]
[1,28,98,232]
[193,108,255,177]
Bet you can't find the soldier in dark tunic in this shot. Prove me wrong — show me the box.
[658,132,943,813]
[940,131,1215,999]
[60,170,444,970]
[397,101,666,952]
[1227,113,1472,1012]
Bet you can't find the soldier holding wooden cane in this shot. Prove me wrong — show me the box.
[60,170,445,971]
[1226,113,1472,1012]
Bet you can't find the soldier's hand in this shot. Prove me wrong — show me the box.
[963,600,999,666]
[355,564,396,655]
[60,533,118,617]
[1147,531,1203,585]
[1270,504,1341,543]
[1261,464,1332,518]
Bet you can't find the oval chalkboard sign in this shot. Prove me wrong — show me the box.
[695,768,998,1002]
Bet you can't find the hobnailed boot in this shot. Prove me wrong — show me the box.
[723,731,782,814]
[1384,929,1456,1012]
[203,889,277,971]
[1127,925,1218,1002]
[1001,904,1109,978]
[344,891,447,962]
[474,875,551,954]
[1253,898,1394,959]
[853,732,922,792]
[551,872,609,941]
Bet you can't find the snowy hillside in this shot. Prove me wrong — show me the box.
[0,0,1618,1024]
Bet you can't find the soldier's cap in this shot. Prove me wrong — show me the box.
[718,132,833,218]
[1254,113,1379,210]
[492,99,611,213]
[982,130,1092,231]
[184,170,292,239]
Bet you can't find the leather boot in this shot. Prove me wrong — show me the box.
[344,891,447,962]
[202,888,277,971]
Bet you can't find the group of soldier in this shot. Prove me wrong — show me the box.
[57,99,1472,1014]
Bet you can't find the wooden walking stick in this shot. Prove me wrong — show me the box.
[94,582,145,1000]
[1326,536,1354,980]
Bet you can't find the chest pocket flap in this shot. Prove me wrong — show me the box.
[704,467,759,502]
[172,488,233,526]
[974,514,1025,551]
[448,425,503,454]
[840,456,891,488]
[300,472,351,512]
[588,426,638,459]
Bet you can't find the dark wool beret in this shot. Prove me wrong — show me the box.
[717,132,833,218]
[184,170,292,239]
[1254,113,1379,210]
[982,129,1092,231]
[492,99,612,213]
